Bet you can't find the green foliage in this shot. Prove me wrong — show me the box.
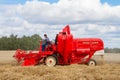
[0,34,42,50]
[104,47,120,53]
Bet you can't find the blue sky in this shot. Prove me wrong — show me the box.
[101,0,120,6]
[0,0,59,4]
[0,0,120,6]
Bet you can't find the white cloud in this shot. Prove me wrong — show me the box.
[0,0,120,48]
[15,0,120,24]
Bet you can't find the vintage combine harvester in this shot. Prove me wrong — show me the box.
[13,25,104,66]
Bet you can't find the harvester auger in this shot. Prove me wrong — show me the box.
[13,25,104,67]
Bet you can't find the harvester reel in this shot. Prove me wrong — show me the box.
[87,59,96,66]
[45,56,57,67]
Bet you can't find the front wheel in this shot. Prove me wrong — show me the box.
[87,59,97,66]
[45,56,57,67]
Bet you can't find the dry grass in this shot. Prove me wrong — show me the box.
[0,63,120,80]
[0,51,120,80]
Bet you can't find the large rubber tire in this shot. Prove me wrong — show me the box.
[45,56,57,67]
[87,59,97,66]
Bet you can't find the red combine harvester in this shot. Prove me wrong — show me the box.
[13,25,104,66]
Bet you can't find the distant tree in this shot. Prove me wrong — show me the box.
[0,36,8,50]
[0,34,42,50]
[31,34,42,49]
[8,34,18,50]
[104,47,120,53]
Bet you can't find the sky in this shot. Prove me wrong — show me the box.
[0,0,120,48]
[0,0,120,5]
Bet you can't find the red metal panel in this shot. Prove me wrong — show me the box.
[13,25,104,66]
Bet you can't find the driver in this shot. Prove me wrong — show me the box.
[42,34,50,51]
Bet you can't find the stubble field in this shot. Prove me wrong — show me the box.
[0,51,120,80]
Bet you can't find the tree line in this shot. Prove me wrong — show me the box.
[0,34,42,50]
[0,34,120,53]
[104,47,120,53]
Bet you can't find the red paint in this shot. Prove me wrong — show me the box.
[13,25,104,66]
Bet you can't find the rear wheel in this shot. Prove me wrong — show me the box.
[45,56,57,67]
[87,59,96,66]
